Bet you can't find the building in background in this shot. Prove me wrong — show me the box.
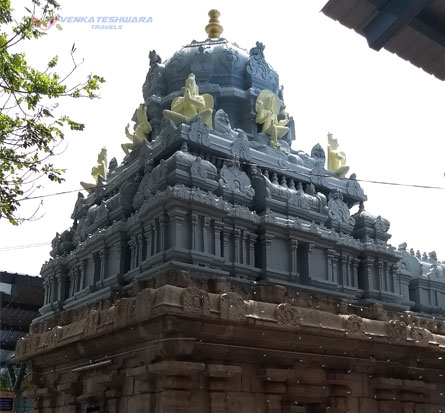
[1,271,43,412]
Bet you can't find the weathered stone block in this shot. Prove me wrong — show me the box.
[127,393,155,413]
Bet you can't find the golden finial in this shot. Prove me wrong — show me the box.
[205,9,223,39]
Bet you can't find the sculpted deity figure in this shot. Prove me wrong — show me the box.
[163,73,214,128]
[122,104,152,157]
[255,90,288,148]
[327,132,349,178]
[80,147,107,192]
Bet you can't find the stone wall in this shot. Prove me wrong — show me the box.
[16,270,445,412]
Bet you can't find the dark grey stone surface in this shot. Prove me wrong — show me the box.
[40,37,444,321]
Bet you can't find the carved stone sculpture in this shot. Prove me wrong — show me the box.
[80,147,107,192]
[121,104,152,158]
[327,191,354,225]
[246,41,279,92]
[255,90,288,148]
[327,132,349,178]
[214,108,233,137]
[163,73,214,128]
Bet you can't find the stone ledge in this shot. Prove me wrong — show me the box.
[15,282,445,362]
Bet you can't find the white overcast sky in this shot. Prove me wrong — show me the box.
[1,0,444,275]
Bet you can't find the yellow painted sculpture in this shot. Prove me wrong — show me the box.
[327,132,349,178]
[163,73,214,129]
[122,104,152,157]
[255,90,289,148]
[80,147,107,192]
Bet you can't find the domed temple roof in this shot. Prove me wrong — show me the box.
[144,39,279,99]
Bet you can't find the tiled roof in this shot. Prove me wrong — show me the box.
[322,0,445,81]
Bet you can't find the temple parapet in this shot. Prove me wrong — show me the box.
[398,245,445,315]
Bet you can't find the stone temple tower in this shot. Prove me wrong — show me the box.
[15,10,445,413]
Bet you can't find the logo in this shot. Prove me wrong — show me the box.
[58,16,154,30]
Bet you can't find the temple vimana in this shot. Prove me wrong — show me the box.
[15,10,445,413]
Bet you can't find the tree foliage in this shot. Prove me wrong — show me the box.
[0,0,104,224]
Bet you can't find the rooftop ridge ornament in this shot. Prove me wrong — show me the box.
[205,9,223,39]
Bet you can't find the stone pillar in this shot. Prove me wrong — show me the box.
[248,233,257,267]
[48,274,56,303]
[72,267,78,294]
[259,233,274,275]
[222,225,232,263]
[68,269,75,298]
[92,253,101,287]
[203,216,211,254]
[145,223,154,259]
[168,209,186,250]
[191,213,198,251]
[289,238,298,280]
[377,260,384,292]
[43,279,49,305]
[332,251,339,284]
[340,254,348,287]
[360,257,374,292]
[79,261,86,291]
[137,233,144,265]
[154,219,160,255]
[307,243,315,280]
[56,271,68,302]
[327,249,335,283]
[388,263,396,293]
[241,230,248,265]
[99,249,107,282]
[233,228,241,263]
[159,214,168,253]
[90,253,99,287]
[114,240,127,276]
[351,258,360,289]
[214,220,223,257]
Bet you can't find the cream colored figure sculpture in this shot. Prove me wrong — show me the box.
[327,132,349,178]
[255,90,289,148]
[122,104,152,157]
[163,73,214,128]
[80,147,107,192]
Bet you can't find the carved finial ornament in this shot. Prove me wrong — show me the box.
[205,9,223,39]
